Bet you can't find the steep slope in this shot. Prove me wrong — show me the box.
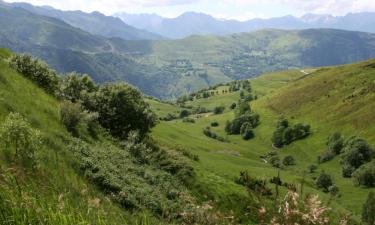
[150,59,375,222]
[115,11,375,39]
[1,1,162,40]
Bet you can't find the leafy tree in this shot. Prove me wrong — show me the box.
[60,101,84,135]
[270,156,281,168]
[362,192,375,225]
[272,128,284,148]
[341,136,374,177]
[0,113,42,167]
[353,161,375,187]
[225,113,259,135]
[9,54,59,95]
[87,83,156,139]
[229,103,237,110]
[315,171,333,192]
[211,121,219,127]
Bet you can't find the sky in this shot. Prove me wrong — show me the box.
[4,0,375,21]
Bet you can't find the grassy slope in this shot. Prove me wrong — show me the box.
[0,48,157,224]
[150,60,375,222]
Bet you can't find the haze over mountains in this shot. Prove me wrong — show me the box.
[1,0,375,99]
[115,11,375,39]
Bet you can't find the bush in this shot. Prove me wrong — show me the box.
[362,192,375,225]
[352,161,375,187]
[85,83,157,139]
[235,171,272,196]
[203,127,227,142]
[9,54,59,95]
[240,122,254,140]
[0,113,42,168]
[308,164,318,173]
[213,106,225,114]
[315,171,333,192]
[327,132,344,155]
[282,155,296,166]
[236,101,251,116]
[270,156,281,168]
[59,72,97,102]
[211,121,219,127]
[341,136,374,177]
[60,101,84,135]
[182,118,195,123]
[229,103,237,110]
[179,109,190,118]
[328,185,340,196]
[162,113,178,121]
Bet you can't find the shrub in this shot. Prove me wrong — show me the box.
[327,132,344,155]
[362,192,375,225]
[229,103,237,110]
[315,171,333,192]
[341,136,374,177]
[240,122,254,140]
[60,72,97,102]
[179,109,190,118]
[271,119,311,147]
[318,150,335,163]
[213,106,225,114]
[60,101,84,135]
[162,113,178,121]
[328,185,339,196]
[282,155,296,166]
[203,127,227,142]
[236,101,251,116]
[0,113,42,167]
[9,54,59,95]
[270,156,281,168]
[86,83,157,139]
[308,164,318,173]
[182,118,195,123]
[210,121,219,127]
[352,161,375,187]
[235,171,272,196]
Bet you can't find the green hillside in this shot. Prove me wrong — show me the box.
[150,59,375,223]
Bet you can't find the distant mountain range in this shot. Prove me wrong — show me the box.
[114,11,375,39]
[1,1,375,99]
[0,0,162,40]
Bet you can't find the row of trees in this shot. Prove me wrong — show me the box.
[9,54,157,140]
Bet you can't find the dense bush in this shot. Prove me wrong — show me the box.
[182,117,195,123]
[59,101,84,135]
[203,127,227,142]
[362,192,375,225]
[68,135,195,219]
[85,83,156,139]
[282,155,296,166]
[341,136,374,177]
[235,171,272,196]
[210,121,219,127]
[9,54,59,95]
[240,122,254,140]
[213,106,225,114]
[318,132,344,163]
[225,113,260,135]
[236,101,251,117]
[161,113,179,121]
[353,161,375,187]
[0,113,42,168]
[179,109,191,118]
[59,72,97,102]
[229,103,237,110]
[270,156,281,168]
[271,119,310,147]
[315,171,333,192]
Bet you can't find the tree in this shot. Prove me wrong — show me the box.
[327,132,344,155]
[315,171,333,192]
[179,109,190,118]
[59,101,86,136]
[341,136,374,177]
[229,103,237,110]
[236,101,251,116]
[272,128,284,148]
[362,192,375,225]
[0,113,42,167]
[87,83,156,139]
[225,113,259,135]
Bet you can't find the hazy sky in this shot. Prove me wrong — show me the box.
[4,0,375,20]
